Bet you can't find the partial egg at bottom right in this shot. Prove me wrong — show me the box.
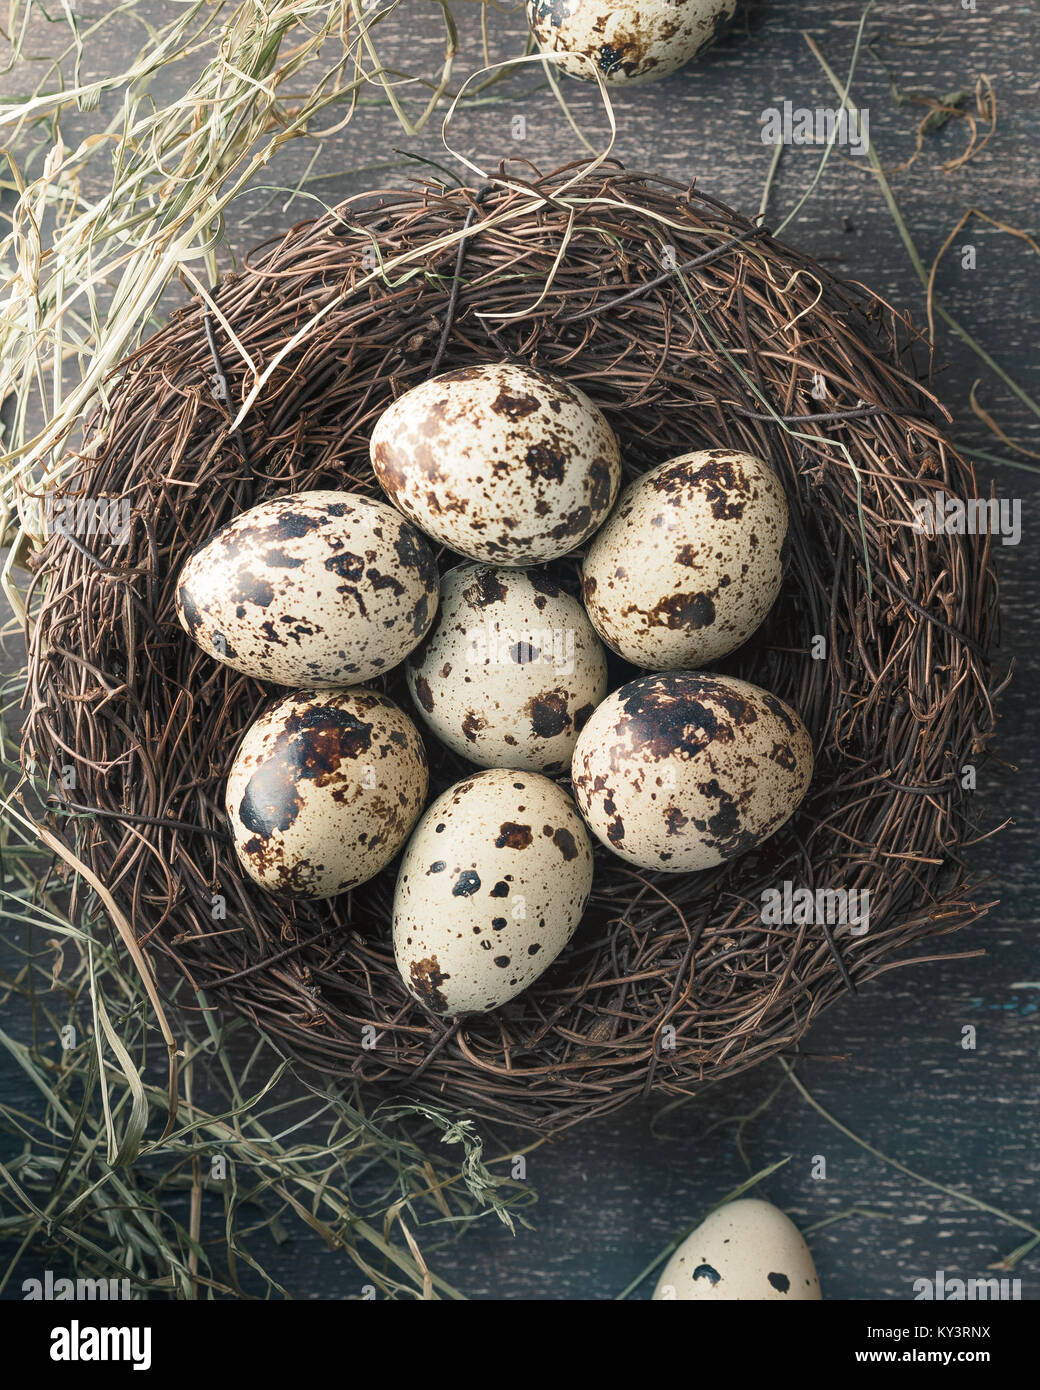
[653,1198,822,1300]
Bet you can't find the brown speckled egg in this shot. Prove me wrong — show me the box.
[393,769,594,1015]
[226,688,428,899]
[653,1199,822,1301]
[528,0,736,84]
[582,450,788,669]
[176,490,439,686]
[370,362,621,566]
[406,564,608,773]
[571,671,813,872]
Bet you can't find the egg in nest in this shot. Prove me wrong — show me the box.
[582,449,788,669]
[527,0,737,84]
[393,768,594,1015]
[176,490,439,686]
[571,670,812,872]
[226,688,428,899]
[370,362,621,566]
[407,564,608,773]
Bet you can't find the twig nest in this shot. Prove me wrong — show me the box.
[393,769,595,1015]
[571,671,813,871]
[25,170,999,1129]
[528,0,737,83]
[370,361,621,565]
[406,564,608,773]
[582,449,788,668]
[226,688,428,899]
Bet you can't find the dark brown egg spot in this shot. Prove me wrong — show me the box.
[262,547,304,569]
[409,955,450,1013]
[528,690,571,738]
[553,827,579,861]
[525,443,565,483]
[394,527,438,588]
[550,504,591,540]
[366,567,405,596]
[652,592,716,630]
[492,388,540,420]
[587,459,613,510]
[762,692,798,736]
[413,675,435,712]
[769,741,798,771]
[462,711,486,742]
[237,706,373,837]
[528,570,563,598]
[270,511,327,539]
[324,551,365,581]
[463,570,508,607]
[495,822,532,850]
[227,567,276,609]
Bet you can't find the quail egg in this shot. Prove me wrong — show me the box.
[226,687,428,898]
[528,0,737,84]
[393,768,594,1014]
[370,361,621,566]
[407,564,608,773]
[582,450,788,669]
[571,671,813,872]
[654,1198,822,1301]
[176,490,439,686]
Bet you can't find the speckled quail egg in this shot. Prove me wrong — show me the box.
[582,450,788,669]
[406,564,608,773]
[653,1199,822,1301]
[528,0,736,84]
[393,768,594,1014]
[176,490,439,686]
[571,671,813,872]
[226,687,428,899]
[370,362,621,566]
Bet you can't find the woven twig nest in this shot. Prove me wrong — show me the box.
[24,164,1001,1131]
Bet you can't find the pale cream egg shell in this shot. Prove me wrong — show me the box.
[226,687,428,899]
[407,564,608,773]
[653,1199,822,1300]
[393,768,595,1015]
[176,490,439,686]
[571,671,813,872]
[582,449,788,669]
[370,362,621,566]
[528,0,736,84]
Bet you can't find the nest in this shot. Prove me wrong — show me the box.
[23,163,1002,1131]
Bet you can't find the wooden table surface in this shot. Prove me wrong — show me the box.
[1,0,1038,1300]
